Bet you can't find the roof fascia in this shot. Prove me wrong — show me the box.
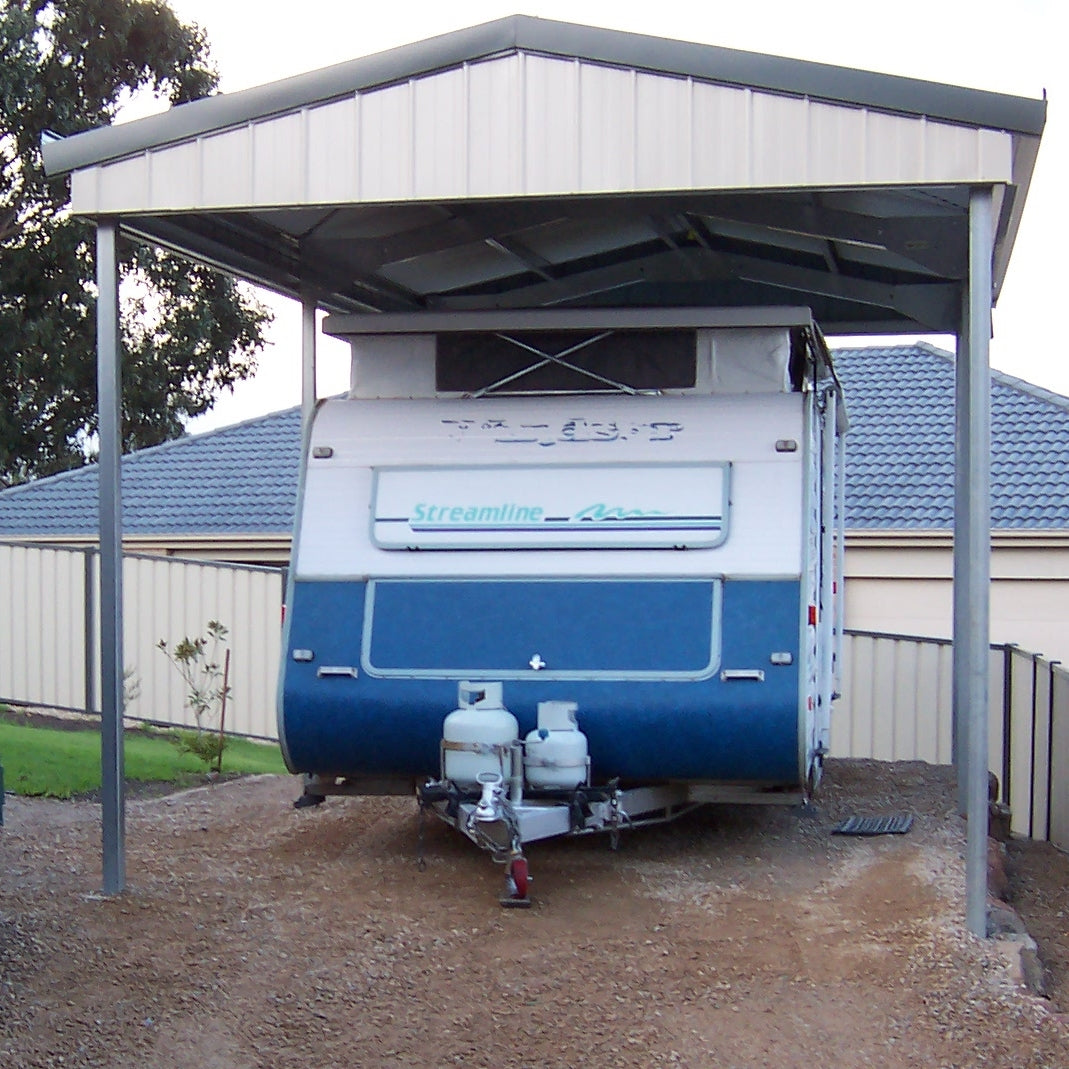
[846,530,1069,549]
[515,18,1046,135]
[42,15,1046,178]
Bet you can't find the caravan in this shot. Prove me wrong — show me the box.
[279,309,845,903]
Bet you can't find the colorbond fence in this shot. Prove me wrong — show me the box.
[2,540,1067,849]
[0,541,284,740]
[836,629,1069,849]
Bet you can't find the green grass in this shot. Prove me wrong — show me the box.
[0,721,287,798]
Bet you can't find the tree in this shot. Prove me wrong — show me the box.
[0,0,271,487]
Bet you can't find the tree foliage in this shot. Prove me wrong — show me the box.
[0,0,271,486]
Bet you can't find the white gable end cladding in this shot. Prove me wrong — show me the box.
[71,52,1015,216]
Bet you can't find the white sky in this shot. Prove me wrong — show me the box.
[137,0,1065,432]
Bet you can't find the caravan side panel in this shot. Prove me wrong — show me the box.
[280,393,810,790]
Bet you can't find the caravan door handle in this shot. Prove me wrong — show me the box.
[317,666,360,679]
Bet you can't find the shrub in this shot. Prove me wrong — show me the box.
[170,728,226,768]
[157,620,231,771]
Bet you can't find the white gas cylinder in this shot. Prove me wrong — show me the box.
[442,681,519,790]
[524,700,589,789]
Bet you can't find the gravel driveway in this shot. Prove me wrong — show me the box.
[2,759,1067,1068]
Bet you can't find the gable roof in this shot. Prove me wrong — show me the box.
[0,406,301,537]
[41,17,1044,335]
[44,15,1045,177]
[2,344,1068,537]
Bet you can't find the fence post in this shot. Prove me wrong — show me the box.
[1029,653,1040,841]
[1047,661,1060,845]
[84,547,97,717]
[1001,644,1013,807]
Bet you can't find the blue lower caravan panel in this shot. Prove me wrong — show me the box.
[280,578,802,787]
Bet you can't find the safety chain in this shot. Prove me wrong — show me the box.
[608,791,621,851]
[416,798,427,871]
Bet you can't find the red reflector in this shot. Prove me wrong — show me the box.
[281,604,286,625]
[808,605,817,626]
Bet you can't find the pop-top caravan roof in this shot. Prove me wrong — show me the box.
[42,15,1045,334]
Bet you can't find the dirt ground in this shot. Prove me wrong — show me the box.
[2,759,1068,1069]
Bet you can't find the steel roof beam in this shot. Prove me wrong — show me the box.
[726,253,961,331]
[431,242,958,329]
[690,194,968,278]
[123,214,422,313]
[429,246,725,309]
[647,215,708,281]
[482,235,559,282]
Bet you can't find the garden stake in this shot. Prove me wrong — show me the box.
[216,648,231,774]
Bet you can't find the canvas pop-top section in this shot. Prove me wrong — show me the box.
[323,309,831,400]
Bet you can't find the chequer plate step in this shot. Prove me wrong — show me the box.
[832,813,914,836]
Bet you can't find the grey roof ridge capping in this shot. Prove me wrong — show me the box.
[43,14,1046,178]
[903,340,1069,414]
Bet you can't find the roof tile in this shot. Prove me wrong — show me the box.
[0,406,301,536]
[2,342,1068,536]
[835,342,1069,529]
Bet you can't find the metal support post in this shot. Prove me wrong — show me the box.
[833,428,846,694]
[96,219,125,894]
[959,187,993,938]
[301,289,318,428]
[953,303,971,815]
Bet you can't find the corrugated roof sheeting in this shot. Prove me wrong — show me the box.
[41,15,1046,181]
[69,53,1016,216]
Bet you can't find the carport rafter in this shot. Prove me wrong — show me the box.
[433,242,961,331]
[689,192,970,279]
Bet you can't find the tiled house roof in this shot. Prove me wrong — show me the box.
[0,406,301,536]
[835,343,1069,529]
[1,343,1067,536]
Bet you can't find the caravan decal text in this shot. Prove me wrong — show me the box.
[372,464,729,550]
[441,418,685,447]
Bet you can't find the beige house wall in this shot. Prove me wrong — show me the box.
[845,532,1069,665]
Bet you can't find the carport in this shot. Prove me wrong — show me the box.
[41,15,1046,934]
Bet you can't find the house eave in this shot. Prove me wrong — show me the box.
[846,528,1069,550]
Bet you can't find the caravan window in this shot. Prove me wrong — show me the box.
[436,330,697,394]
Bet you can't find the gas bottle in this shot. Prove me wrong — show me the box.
[524,700,589,789]
[442,681,519,790]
